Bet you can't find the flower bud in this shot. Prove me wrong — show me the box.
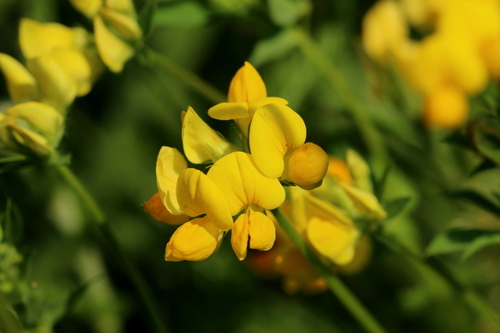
[282,142,329,190]
[143,193,189,226]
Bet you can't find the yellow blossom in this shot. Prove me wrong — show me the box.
[208,62,288,136]
[423,85,468,129]
[156,146,188,215]
[282,142,329,190]
[0,54,40,104]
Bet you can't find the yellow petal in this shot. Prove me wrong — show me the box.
[6,102,63,144]
[19,19,88,60]
[182,106,236,164]
[248,209,276,252]
[307,216,359,265]
[207,152,285,215]
[26,55,77,112]
[0,53,40,103]
[207,102,251,120]
[51,49,95,96]
[105,0,137,17]
[228,62,267,103]
[340,183,387,221]
[156,146,187,215]
[249,103,306,178]
[346,149,373,193]
[282,142,329,190]
[231,213,249,261]
[8,124,51,155]
[69,0,103,18]
[176,168,233,231]
[165,216,222,261]
[94,14,135,73]
[99,7,142,41]
[143,193,189,225]
[422,85,469,129]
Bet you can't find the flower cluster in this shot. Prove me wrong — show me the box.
[248,150,385,293]
[144,62,330,261]
[0,0,141,158]
[362,0,500,129]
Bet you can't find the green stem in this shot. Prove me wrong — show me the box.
[273,208,387,333]
[55,165,169,333]
[0,156,27,164]
[0,294,23,333]
[375,231,500,328]
[292,28,388,170]
[139,47,226,105]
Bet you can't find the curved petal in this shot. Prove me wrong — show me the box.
[340,183,387,221]
[6,102,63,144]
[182,106,236,164]
[26,55,77,112]
[19,19,88,59]
[282,142,328,190]
[307,217,359,265]
[69,0,102,18]
[0,53,40,103]
[176,168,233,231]
[207,152,285,215]
[156,146,187,215]
[249,103,306,178]
[165,216,222,261]
[248,209,276,252]
[94,14,134,73]
[228,62,266,103]
[346,149,372,192]
[105,0,137,17]
[207,102,251,120]
[231,213,249,261]
[51,49,94,96]
[99,7,142,41]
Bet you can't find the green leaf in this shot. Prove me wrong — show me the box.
[449,190,500,217]
[1,199,23,244]
[137,0,159,37]
[426,228,498,256]
[384,197,411,220]
[461,231,500,260]
[153,2,209,28]
[472,119,500,165]
[268,0,311,27]
[249,29,298,67]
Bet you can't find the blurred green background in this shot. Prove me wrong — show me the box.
[1,0,500,332]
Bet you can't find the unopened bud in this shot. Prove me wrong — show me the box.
[282,142,328,190]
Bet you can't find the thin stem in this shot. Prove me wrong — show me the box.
[139,47,226,105]
[0,295,23,333]
[273,208,387,333]
[0,156,27,164]
[292,28,388,170]
[375,231,500,328]
[55,165,169,333]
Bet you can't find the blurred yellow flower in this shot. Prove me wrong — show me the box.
[70,0,142,73]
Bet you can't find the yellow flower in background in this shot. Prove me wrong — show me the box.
[361,0,408,64]
[0,102,64,156]
[363,0,500,129]
[208,62,288,136]
[70,0,142,73]
[0,54,40,104]
[19,18,104,98]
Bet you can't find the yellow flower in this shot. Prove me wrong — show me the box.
[207,152,285,260]
[0,102,64,156]
[19,18,104,97]
[0,54,40,104]
[422,84,468,129]
[181,106,237,164]
[288,186,360,265]
[282,142,329,190]
[208,62,288,136]
[362,0,408,64]
[70,0,142,73]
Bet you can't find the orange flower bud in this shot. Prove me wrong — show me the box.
[143,193,189,225]
[282,142,329,190]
